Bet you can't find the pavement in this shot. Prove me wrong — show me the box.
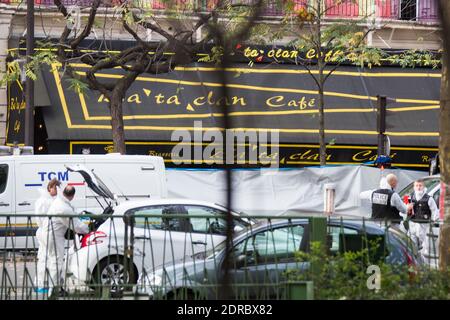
[0,251,144,300]
[0,251,98,300]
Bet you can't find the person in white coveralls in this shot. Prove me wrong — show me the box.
[34,178,60,293]
[41,185,89,297]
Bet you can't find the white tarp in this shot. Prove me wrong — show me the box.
[166,166,426,217]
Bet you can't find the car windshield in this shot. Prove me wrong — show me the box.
[398,178,440,197]
[214,203,257,225]
[196,226,251,260]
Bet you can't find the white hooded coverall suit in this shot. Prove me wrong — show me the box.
[34,188,55,289]
[41,194,89,290]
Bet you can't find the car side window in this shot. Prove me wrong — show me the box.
[328,226,359,254]
[161,205,192,232]
[131,206,165,230]
[132,205,192,232]
[184,205,227,235]
[235,225,304,266]
[0,164,8,194]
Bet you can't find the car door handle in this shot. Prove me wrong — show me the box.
[192,241,207,246]
[0,202,10,207]
[135,236,151,240]
[141,166,155,171]
[18,202,31,206]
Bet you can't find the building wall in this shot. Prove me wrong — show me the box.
[0,3,443,146]
[370,24,441,50]
[0,6,13,145]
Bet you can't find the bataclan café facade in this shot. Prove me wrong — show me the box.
[6,41,440,171]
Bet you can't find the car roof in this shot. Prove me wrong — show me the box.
[419,175,440,181]
[280,211,360,219]
[113,198,227,213]
[237,218,385,239]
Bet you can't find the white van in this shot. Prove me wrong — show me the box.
[0,154,167,249]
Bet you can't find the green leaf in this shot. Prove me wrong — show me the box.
[67,78,89,95]
[124,10,135,26]
[0,60,22,86]
[25,66,37,81]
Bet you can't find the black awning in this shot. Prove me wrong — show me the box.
[38,63,439,147]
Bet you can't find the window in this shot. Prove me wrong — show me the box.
[327,226,358,254]
[184,205,247,235]
[161,205,192,232]
[130,205,189,231]
[235,225,304,266]
[0,164,8,194]
[400,0,417,20]
[328,226,387,261]
[130,206,165,230]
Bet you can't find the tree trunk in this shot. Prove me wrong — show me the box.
[317,45,326,166]
[318,84,326,165]
[438,0,450,271]
[109,94,126,154]
[439,52,450,271]
[315,0,326,166]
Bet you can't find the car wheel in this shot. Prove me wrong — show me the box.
[91,256,138,294]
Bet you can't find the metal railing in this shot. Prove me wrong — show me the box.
[0,213,441,300]
[0,0,439,23]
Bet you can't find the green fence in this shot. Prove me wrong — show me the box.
[0,213,441,300]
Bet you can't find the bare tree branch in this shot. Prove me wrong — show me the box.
[302,62,321,88]
[132,12,177,42]
[53,0,69,18]
[122,18,148,49]
[70,0,102,49]
[323,61,343,82]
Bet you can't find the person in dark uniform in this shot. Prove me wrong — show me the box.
[371,174,412,224]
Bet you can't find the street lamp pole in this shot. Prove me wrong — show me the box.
[25,0,35,148]
[377,95,387,157]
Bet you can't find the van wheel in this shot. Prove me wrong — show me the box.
[91,256,138,294]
